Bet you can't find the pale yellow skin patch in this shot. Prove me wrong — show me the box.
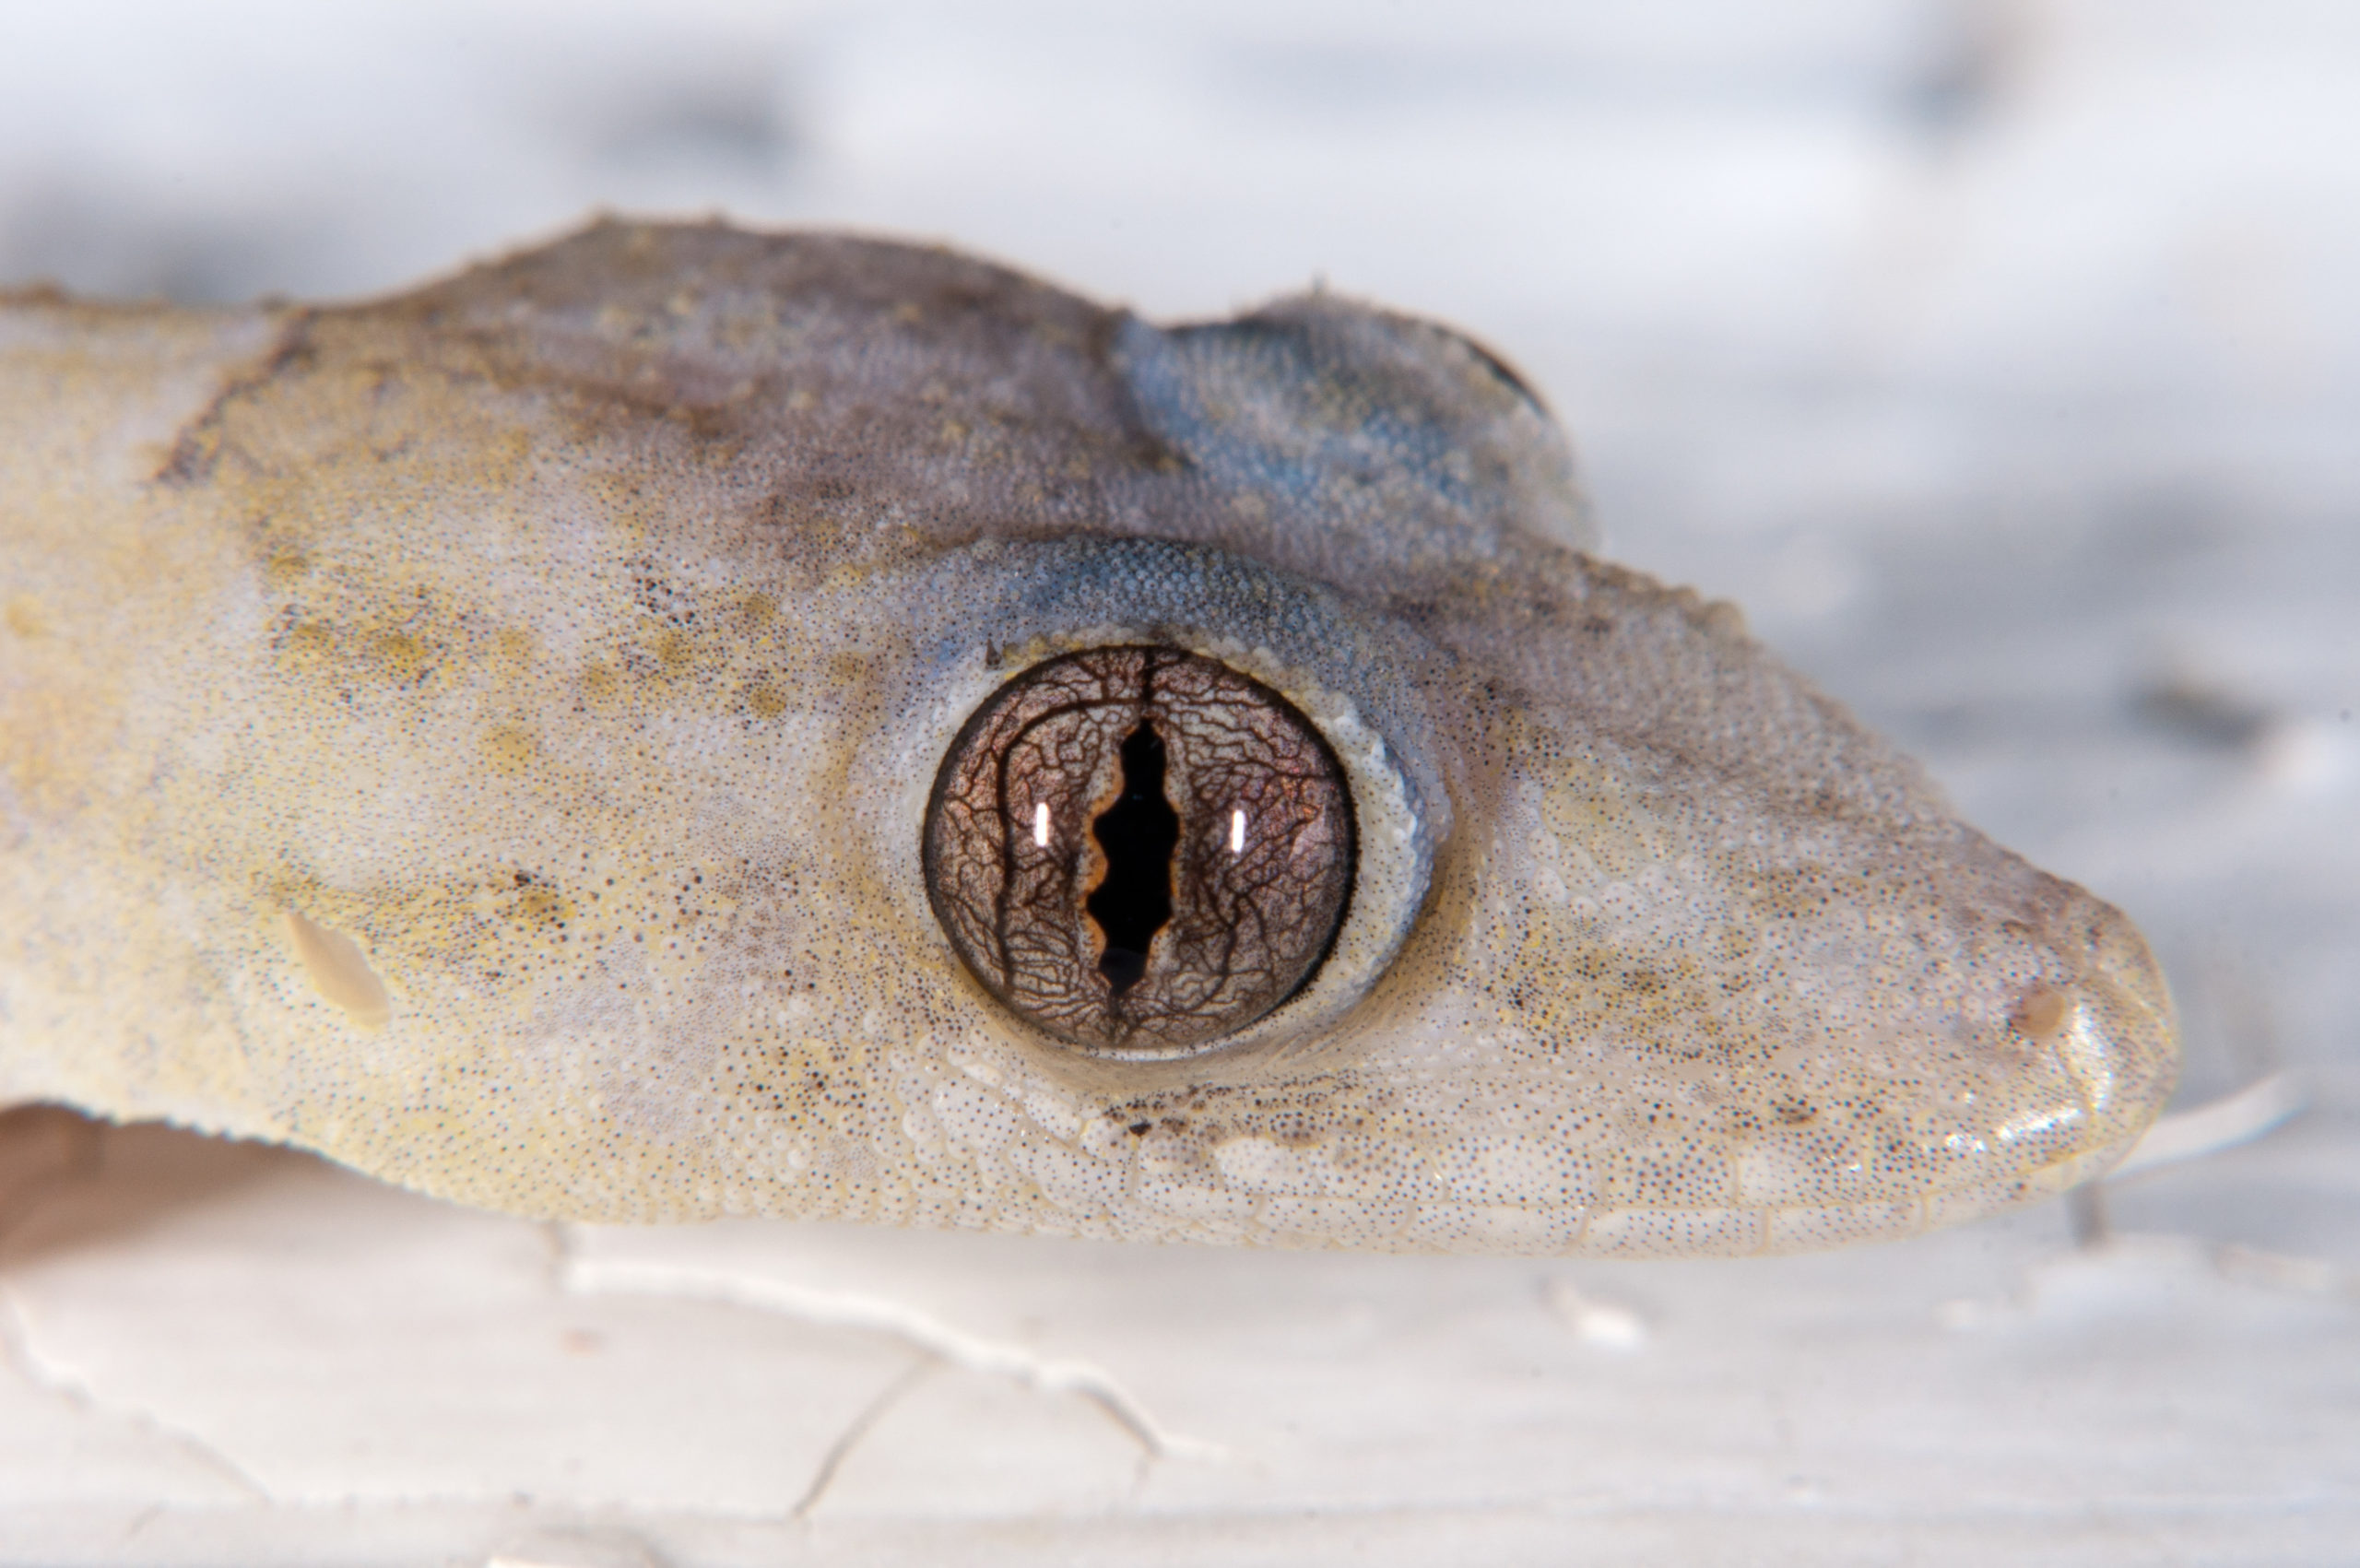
[0,223,2179,1256]
[281,909,391,1031]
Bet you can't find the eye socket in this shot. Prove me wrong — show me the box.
[923,646,1357,1055]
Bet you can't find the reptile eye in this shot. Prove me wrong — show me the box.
[923,646,1356,1055]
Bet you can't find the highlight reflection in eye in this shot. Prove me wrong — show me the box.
[922,646,1357,1055]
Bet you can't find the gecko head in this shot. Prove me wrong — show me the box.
[137,221,2176,1255]
[809,530,2181,1257]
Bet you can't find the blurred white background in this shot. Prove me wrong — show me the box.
[3,2,2354,1562]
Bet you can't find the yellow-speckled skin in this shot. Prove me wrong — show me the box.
[0,221,2177,1256]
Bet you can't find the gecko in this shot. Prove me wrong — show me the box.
[0,218,2177,1256]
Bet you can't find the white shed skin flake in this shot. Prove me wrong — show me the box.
[0,221,2177,1256]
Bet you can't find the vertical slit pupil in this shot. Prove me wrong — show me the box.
[1087,722,1180,997]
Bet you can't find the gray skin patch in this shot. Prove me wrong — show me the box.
[0,219,2177,1256]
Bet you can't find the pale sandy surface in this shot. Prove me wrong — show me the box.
[2,2,2355,1563]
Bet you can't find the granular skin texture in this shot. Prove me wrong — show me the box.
[0,220,2178,1256]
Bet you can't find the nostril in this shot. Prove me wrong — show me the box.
[2011,982,2074,1039]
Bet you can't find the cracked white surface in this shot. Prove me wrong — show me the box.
[4,0,2356,1562]
[558,1244,1224,1465]
[2,1112,2354,1563]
